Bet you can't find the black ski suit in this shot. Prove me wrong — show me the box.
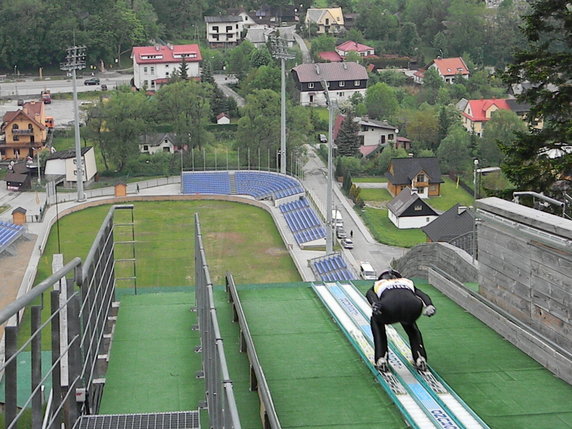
[366,277,433,363]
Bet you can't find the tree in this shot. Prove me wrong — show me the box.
[479,110,527,167]
[156,80,213,149]
[98,90,152,171]
[178,56,188,80]
[309,34,336,58]
[398,22,421,57]
[403,108,440,152]
[237,89,281,154]
[365,83,399,120]
[436,125,472,175]
[250,46,273,68]
[501,0,572,193]
[227,41,255,80]
[335,113,361,157]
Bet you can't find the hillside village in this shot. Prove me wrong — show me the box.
[0,1,571,428]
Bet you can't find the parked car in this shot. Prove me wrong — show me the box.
[336,226,346,239]
[318,133,327,143]
[359,262,377,280]
[84,77,100,85]
[341,238,354,249]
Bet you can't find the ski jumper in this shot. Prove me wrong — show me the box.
[366,278,433,363]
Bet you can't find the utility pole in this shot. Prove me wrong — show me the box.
[323,80,335,255]
[269,35,295,175]
[61,46,86,202]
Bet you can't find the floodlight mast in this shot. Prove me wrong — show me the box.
[60,46,87,202]
[322,79,334,255]
[270,36,295,175]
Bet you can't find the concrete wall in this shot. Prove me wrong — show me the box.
[392,242,477,283]
[476,197,572,355]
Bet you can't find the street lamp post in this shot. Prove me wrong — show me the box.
[472,159,479,263]
[60,46,86,202]
[269,35,295,175]
[322,79,336,255]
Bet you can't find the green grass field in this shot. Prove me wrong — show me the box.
[22,200,301,349]
[352,177,387,183]
[36,200,301,287]
[359,187,391,202]
[359,207,426,247]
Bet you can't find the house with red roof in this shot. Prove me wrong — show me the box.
[317,51,343,62]
[1,101,48,160]
[335,41,375,58]
[426,57,470,84]
[131,43,202,91]
[461,98,511,136]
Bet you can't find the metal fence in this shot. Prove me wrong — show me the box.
[194,213,241,429]
[0,204,132,428]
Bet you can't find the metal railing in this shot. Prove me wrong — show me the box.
[194,213,241,428]
[0,204,133,428]
[225,274,281,429]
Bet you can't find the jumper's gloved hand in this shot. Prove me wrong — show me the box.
[423,305,436,317]
[372,302,382,316]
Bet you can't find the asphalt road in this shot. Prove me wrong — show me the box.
[0,72,131,98]
[299,145,406,275]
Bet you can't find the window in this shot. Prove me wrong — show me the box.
[417,174,425,182]
[12,124,19,130]
[354,80,360,86]
[213,26,219,32]
[414,205,422,211]
[426,217,430,222]
[150,66,155,74]
[339,81,345,87]
[309,95,314,103]
[143,67,147,73]
[226,26,233,32]
[381,135,386,144]
[163,147,171,152]
[143,145,149,151]
[308,82,314,89]
[165,64,169,68]
[338,92,343,96]
[388,134,394,140]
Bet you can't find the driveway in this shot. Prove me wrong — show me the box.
[293,32,312,64]
[213,74,245,107]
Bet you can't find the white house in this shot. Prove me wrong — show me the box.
[131,44,202,91]
[44,147,97,187]
[333,115,398,154]
[139,133,178,154]
[387,187,439,229]
[216,113,231,125]
[204,15,243,47]
[335,41,375,58]
[291,62,368,106]
[305,8,344,34]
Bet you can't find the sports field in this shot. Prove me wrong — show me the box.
[23,199,572,428]
[35,200,301,287]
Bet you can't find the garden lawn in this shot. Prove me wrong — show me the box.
[359,207,426,247]
[427,177,474,211]
[352,177,387,183]
[359,187,391,202]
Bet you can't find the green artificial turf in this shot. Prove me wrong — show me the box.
[99,292,201,414]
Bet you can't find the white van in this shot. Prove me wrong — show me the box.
[332,210,343,228]
[359,262,377,280]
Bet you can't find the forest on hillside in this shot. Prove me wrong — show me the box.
[0,0,527,72]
